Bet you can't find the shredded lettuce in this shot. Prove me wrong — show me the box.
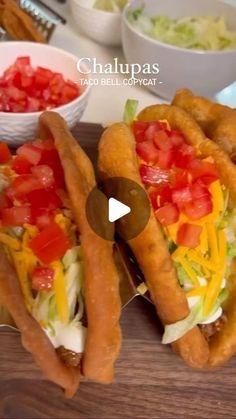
[128,10,236,51]
[33,248,84,330]
[123,99,139,125]
[162,287,229,344]
[94,0,127,12]
[175,262,191,287]
[227,242,236,258]
[162,300,202,344]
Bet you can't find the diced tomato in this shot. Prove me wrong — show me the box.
[31,207,54,229]
[190,181,210,200]
[175,143,196,169]
[17,144,42,165]
[172,186,192,208]
[188,160,219,185]
[149,184,172,210]
[60,82,79,105]
[173,170,189,188]
[6,86,26,101]
[176,223,202,248]
[0,193,11,211]
[50,74,65,96]
[31,266,54,291]
[6,175,41,200]
[158,185,172,207]
[155,203,179,227]
[168,131,185,148]
[26,97,40,112]
[26,189,62,209]
[140,164,170,186]
[156,149,175,169]
[1,206,32,226]
[153,130,172,151]
[132,121,149,142]
[0,59,80,114]
[11,156,32,174]
[136,141,159,163]
[39,149,65,188]
[31,165,54,189]
[183,196,213,220]
[29,222,71,264]
[0,143,12,163]
[144,122,168,142]
[15,56,30,67]
[32,138,54,150]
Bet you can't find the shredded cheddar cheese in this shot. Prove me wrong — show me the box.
[0,233,21,250]
[186,286,207,298]
[203,273,223,316]
[177,257,200,287]
[172,246,188,260]
[207,223,219,265]
[51,261,69,324]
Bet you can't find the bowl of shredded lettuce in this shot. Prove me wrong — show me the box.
[69,0,128,46]
[122,0,236,98]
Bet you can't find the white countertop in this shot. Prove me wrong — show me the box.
[43,0,162,124]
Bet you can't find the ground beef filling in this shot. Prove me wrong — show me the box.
[200,313,227,341]
[56,346,82,367]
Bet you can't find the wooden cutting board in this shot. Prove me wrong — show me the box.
[1,123,236,419]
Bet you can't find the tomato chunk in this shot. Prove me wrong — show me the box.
[31,165,54,189]
[32,138,54,150]
[172,186,192,208]
[31,208,54,230]
[11,156,32,174]
[39,149,65,188]
[31,266,54,291]
[26,189,62,209]
[6,175,41,200]
[173,170,189,188]
[183,196,213,220]
[155,203,179,227]
[29,222,71,264]
[0,193,11,211]
[177,223,202,248]
[168,131,185,148]
[144,122,168,142]
[189,160,219,185]
[17,144,42,165]
[136,141,159,163]
[0,143,12,163]
[153,130,172,151]
[149,185,172,210]
[175,143,196,169]
[132,121,149,142]
[156,149,175,169]
[140,164,170,186]
[1,206,32,226]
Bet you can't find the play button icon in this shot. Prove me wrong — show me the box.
[86,177,150,241]
[108,198,131,222]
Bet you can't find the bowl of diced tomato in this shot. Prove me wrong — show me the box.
[0,42,91,145]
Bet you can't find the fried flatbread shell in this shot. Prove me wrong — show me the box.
[98,104,236,368]
[0,111,121,396]
[0,245,79,398]
[38,112,121,383]
[172,89,236,162]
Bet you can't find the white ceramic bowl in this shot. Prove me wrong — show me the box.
[122,0,236,99]
[0,42,91,145]
[69,0,122,46]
